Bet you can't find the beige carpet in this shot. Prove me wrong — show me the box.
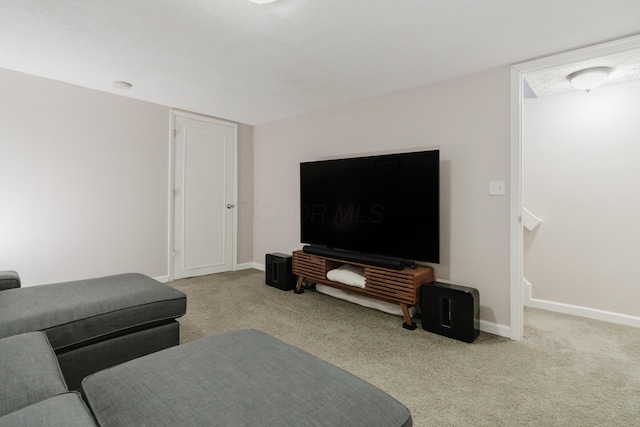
[169,269,640,427]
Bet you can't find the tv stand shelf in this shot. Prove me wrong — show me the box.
[292,250,434,329]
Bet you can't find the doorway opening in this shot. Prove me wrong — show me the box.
[511,34,640,339]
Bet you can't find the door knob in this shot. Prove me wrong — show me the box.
[226,204,235,209]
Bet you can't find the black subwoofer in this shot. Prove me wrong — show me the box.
[420,281,479,343]
[265,253,296,291]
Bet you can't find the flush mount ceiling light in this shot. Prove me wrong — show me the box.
[247,0,278,3]
[566,67,612,93]
[113,81,133,90]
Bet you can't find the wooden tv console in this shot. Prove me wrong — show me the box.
[292,250,434,329]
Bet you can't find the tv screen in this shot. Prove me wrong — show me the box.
[300,150,439,264]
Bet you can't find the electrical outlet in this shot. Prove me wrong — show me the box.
[489,180,506,195]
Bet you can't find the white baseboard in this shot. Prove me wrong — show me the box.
[479,320,510,338]
[157,264,258,282]
[252,262,265,272]
[523,277,640,328]
[525,298,640,329]
[237,262,261,271]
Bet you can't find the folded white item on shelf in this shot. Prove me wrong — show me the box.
[326,265,366,288]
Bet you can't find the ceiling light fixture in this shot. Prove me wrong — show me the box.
[247,0,278,4]
[566,67,612,93]
[113,81,133,90]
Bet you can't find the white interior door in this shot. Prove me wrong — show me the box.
[172,112,237,280]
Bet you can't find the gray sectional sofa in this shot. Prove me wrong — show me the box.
[0,271,413,426]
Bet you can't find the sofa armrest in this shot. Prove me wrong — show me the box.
[0,270,21,291]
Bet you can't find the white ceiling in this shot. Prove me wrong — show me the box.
[1,0,640,125]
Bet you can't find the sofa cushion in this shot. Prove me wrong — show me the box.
[0,273,186,351]
[0,332,67,417]
[0,271,20,291]
[82,329,412,427]
[0,393,97,427]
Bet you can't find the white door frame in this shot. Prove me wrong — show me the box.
[509,68,524,341]
[509,34,640,341]
[167,110,238,281]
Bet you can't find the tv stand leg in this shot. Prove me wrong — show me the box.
[400,304,417,330]
[294,276,305,294]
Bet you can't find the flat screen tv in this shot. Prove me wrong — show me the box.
[300,150,439,265]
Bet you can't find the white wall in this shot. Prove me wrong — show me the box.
[0,68,170,285]
[523,80,640,318]
[0,68,255,285]
[254,66,513,332]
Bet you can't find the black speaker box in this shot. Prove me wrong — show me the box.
[265,253,296,291]
[420,281,479,343]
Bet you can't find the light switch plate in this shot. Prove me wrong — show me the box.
[489,180,506,195]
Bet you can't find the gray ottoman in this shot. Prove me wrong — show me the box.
[0,273,186,389]
[82,329,412,427]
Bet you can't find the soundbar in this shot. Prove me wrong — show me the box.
[302,245,407,270]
